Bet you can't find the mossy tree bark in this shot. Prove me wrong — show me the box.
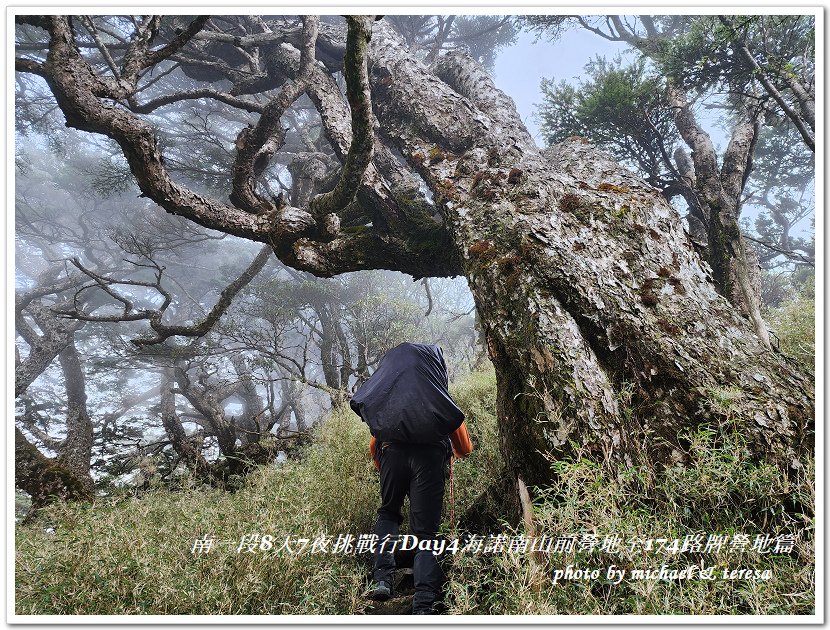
[369,37,813,486]
[15,427,93,510]
[16,16,814,493]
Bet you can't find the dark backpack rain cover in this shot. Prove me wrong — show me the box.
[349,342,465,443]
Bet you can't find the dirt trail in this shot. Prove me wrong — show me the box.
[363,568,416,615]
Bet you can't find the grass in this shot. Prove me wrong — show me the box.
[15,368,814,616]
[16,407,377,615]
[767,290,815,372]
[443,423,814,615]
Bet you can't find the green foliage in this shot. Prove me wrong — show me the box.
[88,154,136,198]
[347,292,422,357]
[538,56,678,187]
[748,120,815,270]
[766,275,815,370]
[445,426,814,615]
[656,15,814,96]
[534,16,815,272]
[653,16,734,90]
[230,268,451,375]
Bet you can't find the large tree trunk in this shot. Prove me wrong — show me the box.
[55,339,94,490]
[15,294,94,505]
[367,37,813,488]
[459,138,811,486]
[666,84,770,348]
[19,16,814,495]
[160,367,211,477]
[15,300,82,398]
[229,356,267,445]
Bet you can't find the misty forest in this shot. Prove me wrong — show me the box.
[14,15,815,615]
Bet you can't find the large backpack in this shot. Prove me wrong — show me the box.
[349,342,465,444]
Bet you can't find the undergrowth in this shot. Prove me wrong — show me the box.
[444,423,814,615]
[16,368,814,615]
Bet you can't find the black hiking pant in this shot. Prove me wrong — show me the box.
[372,439,450,613]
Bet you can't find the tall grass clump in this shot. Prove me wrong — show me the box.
[15,371,505,616]
[767,286,815,371]
[444,420,814,615]
[16,406,380,615]
[446,367,504,522]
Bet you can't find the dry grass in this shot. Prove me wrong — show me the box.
[16,369,814,616]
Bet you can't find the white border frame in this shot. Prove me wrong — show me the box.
[6,3,824,625]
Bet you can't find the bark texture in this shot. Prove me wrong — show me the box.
[55,340,94,488]
[16,427,93,510]
[365,28,812,485]
[16,287,95,506]
[667,83,770,349]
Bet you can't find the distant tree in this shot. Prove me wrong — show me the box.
[524,14,814,149]
[539,57,679,192]
[15,123,475,496]
[743,119,815,270]
[14,134,282,496]
[385,15,517,70]
[531,14,815,330]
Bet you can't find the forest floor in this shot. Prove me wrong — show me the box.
[14,370,815,616]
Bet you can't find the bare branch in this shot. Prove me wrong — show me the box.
[666,81,721,206]
[133,244,272,346]
[15,57,46,76]
[79,16,121,79]
[422,278,434,316]
[721,103,763,203]
[15,301,84,398]
[130,88,265,114]
[744,234,815,265]
[122,16,210,88]
[574,16,624,41]
[144,16,211,68]
[230,16,319,214]
[41,16,279,240]
[16,415,66,452]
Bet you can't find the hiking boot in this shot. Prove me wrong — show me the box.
[368,580,392,601]
[413,607,438,615]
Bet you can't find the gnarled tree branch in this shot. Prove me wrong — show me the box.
[229,16,319,214]
[133,244,272,346]
[309,16,374,217]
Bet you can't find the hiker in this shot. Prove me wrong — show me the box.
[350,342,473,615]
